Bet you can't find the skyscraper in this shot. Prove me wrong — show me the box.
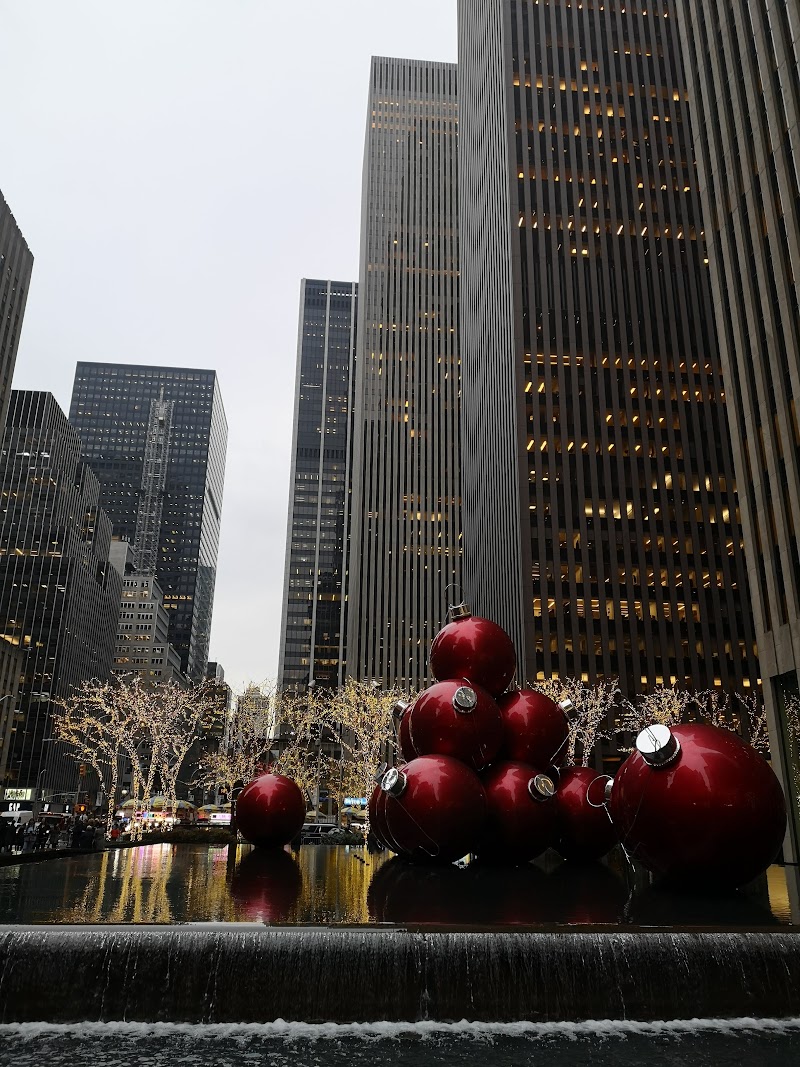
[456,1,758,698]
[69,363,227,682]
[0,190,34,430]
[277,279,357,691]
[0,392,121,796]
[675,0,800,854]
[346,57,461,691]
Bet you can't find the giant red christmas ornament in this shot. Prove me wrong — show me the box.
[236,772,306,850]
[405,679,503,771]
[379,754,487,864]
[497,688,574,769]
[608,722,787,888]
[429,602,517,697]
[474,761,557,864]
[553,766,618,863]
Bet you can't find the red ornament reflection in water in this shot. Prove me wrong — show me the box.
[230,848,302,922]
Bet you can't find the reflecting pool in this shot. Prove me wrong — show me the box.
[0,843,795,927]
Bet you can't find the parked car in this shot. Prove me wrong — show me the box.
[300,823,337,843]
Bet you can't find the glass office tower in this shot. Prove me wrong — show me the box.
[69,363,227,682]
[0,392,121,796]
[278,279,357,690]
[347,57,461,691]
[456,0,758,700]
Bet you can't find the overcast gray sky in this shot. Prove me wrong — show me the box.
[1,1,458,691]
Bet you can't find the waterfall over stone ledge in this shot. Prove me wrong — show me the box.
[1,927,800,1023]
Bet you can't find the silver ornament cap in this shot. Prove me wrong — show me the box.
[453,685,478,714]
[392,699,411,720]
[380,767,408,797]
[558,697,579,720]
[636,723,681,768]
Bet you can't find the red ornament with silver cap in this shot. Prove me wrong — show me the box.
[404,679,503,772]
[553,765,618,863]
[497,688,576,769]
[474,760,558,865]
[429,602,517,697]
[607,721,787,888]
[378,754,487,864]
[236,772,307,850]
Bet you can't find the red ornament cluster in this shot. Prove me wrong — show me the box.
[371,603,613,865]
[372,604,788,887]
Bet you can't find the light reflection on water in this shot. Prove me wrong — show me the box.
[0,844,795,927]
[0,844,390,925]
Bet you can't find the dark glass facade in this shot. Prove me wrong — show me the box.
[69,363,228,682]
[278,280,357,691]
[0,190,34,431]
[347,57,461,690]
[676,0,800,856]
[457,0,758,699]
[0,392,122,796]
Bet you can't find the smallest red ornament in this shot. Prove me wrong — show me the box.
[429,603,517,697]
[553,766,618,863]
[236,772,306,850]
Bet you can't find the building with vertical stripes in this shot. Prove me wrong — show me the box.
[346,57,461,691]
[69,363,227,683]
[0,190,34,431]
[456,0,758,703]
[0,392,121,797]
[277,279,357,691]
[676,0,800,856]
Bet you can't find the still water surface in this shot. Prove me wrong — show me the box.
[0,843,795,927]
[1,1020,799,1067]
